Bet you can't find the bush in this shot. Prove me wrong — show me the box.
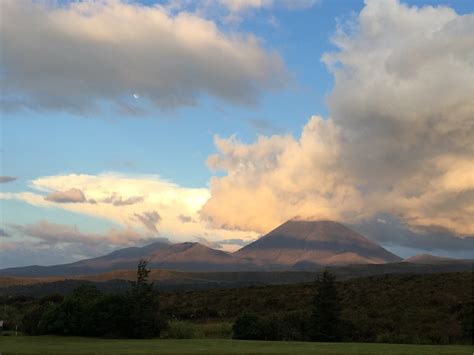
[200,322,232,338]
[232,313,263,340]
[164,320,202,339]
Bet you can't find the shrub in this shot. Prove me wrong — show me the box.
[232,313,263,340]
[164,320,202,339]
[200,322,232,338]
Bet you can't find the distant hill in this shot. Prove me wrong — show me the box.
[5,220,472,279]
[0,241,257,277]
[404,253,473,265]
[2,263,474,297]
[235,220,402,267]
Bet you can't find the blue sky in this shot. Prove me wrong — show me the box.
[1,0,474,267]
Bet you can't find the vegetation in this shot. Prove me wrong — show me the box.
[19,260,162,338]
[0,336,473,354]
[310,269,341,341]
[1,271,472,345]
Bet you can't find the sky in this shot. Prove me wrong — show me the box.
[1,0,473,268]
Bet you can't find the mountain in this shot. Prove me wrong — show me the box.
[404,254,472,265]
[0,219,404,277]
[0,241,257,277]
[235,219,402,267]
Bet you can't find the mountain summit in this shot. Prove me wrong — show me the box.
[234,219,402,267]
[0,220,403,277]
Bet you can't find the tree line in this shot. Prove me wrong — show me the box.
[2,263,472,344]
[22,260,162,338]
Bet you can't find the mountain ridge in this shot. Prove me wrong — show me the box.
[0,220,407,277]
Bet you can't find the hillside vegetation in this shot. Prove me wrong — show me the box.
[1,271,472,345]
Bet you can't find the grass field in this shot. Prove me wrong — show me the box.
[0,336,472,354]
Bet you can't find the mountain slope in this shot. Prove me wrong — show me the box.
[235,219,402,267]
[0,241,257,277]
[404,254,472,265]
[0,220,404,277]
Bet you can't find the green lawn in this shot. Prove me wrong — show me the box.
[0,336,472,354]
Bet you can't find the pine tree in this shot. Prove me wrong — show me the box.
[310,269,341,341]
[128,259,162,338]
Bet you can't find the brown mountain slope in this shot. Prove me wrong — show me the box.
[404,254,472,265]
[234,219,402,267]
[0,241,258,277]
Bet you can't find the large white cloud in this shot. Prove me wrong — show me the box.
[201,0,474,236]
[0,173,257,248]
[0,0,287,113]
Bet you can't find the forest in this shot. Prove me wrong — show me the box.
[1,267,472,345]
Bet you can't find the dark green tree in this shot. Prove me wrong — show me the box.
[47,284,101,335]
[127,259,162,338]
[232,313,263,340]
[90,294,130,337]
[310,269,341,341]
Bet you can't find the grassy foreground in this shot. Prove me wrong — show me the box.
[0,336,473,354]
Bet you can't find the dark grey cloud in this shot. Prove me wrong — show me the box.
[0,235,171,269]
[0,228,11,237]
[352,214,474,259]
[178,215,195,223]
[195,236,223,249]
[102,193,144,206]
[1,0,287,114]
[218,238,251,246]
[0,176,17,183]
[45,188,86,203]
[11,220,154,247]
[195,236,254,249]
[134,211,161,234]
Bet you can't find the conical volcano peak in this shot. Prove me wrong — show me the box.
[235,219,401,266]
[264,219,376,244]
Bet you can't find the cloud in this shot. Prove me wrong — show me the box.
[194,236,223,249]
[102,193,144,206]
[0,223,170,268]
[0,228,10,238]
[134,211,161,234]
[178,214,195,223]
[0,176,17,183]
[0,173,258,248]
[202,116,354,233]
[12,220,154,246]
[194,235,252,250]
[201,0,474,238]
[216,0,317,13]
[353,215,474,258]
[1,0,287,113]
[44,188,87,203]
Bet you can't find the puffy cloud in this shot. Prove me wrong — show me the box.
[1,0,287,113]
[201,0,474,237]
[178,214,195,223]
[0,223,170,269]
[102,193,144,206]
[12,220,156,247]
[353,215,474,256]
[45,188,87,203]
[134,211,161,233]
[194,235,254,250]
[0,176,16,183]
[0,173,258,248]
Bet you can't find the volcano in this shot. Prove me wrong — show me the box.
[234,219,402,267]
[0,220,403,277]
